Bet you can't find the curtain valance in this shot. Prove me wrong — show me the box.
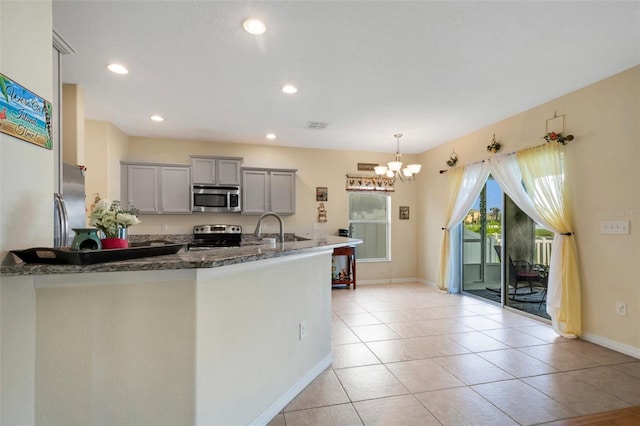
[345,175,394,192]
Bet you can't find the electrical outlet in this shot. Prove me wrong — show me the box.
[299,321,307,340]
[615,301,627,317]
[601,221,630,235]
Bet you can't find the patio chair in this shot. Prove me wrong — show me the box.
[507,255,538,296]
[494,245,549,307]
[532,263,549,307]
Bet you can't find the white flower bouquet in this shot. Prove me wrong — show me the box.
[89,199,141,238]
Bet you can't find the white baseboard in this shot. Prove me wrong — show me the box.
[356,277,422,285]
[419,278,438,288]
[581,332,640,360]
[352,278,438,288]
[250,353,333,426]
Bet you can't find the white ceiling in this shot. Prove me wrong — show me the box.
[53,1,640,154]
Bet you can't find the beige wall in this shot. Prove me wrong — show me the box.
[0,1,52,423]
[418,66,640,353]
[85,119,129,211]
[61,84,85,165]
[0,0,54,253]
[124,138,421,282]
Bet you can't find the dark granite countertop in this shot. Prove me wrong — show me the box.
[0,236,360,277]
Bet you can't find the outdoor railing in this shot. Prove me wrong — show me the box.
[464,235,553,266]
[534,237,552,265]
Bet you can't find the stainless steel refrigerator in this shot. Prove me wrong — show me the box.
[54,163,87,247]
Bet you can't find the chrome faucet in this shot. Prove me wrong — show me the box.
[254,212,284,243]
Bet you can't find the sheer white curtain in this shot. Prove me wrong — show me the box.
[487,154,547,228]
[437,162,490,292]
[518,143,581,338]
[488,148,581,338]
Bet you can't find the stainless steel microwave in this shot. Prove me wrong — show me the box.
[192,185,241,213]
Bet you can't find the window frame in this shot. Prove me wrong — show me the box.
[348,192,391,262]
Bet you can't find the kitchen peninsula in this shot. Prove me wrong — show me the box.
[1,236,359,425]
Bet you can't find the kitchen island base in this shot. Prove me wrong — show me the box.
[3,250,333,425]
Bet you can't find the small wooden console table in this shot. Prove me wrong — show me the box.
[331,246,356,289]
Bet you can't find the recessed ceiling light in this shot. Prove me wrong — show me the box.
[243,18,266,35]
[150,115,164,122]
[282,85,298,94]
[107,63,128,75]
[266,133,276,140]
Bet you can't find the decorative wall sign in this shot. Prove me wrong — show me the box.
[399,206,410,220]
[446,150,458,167]
[543,112,574,145]
[346,175,394,192]
[316,187,328,201]
[0,73,53,149]
[357,162,378,171]
[317,202,327,223]
[546,113,565,135]
[486,134,501,153]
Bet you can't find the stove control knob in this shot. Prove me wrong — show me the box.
[194,225,208,234]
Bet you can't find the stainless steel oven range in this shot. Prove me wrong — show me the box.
[188,224,242,250]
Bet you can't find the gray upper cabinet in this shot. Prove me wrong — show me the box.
[241,168,296,215]
[121,162,191,214]
[160,166,192,213]
[191,156,242,185]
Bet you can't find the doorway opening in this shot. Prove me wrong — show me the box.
[461,176,503,300]
[462,176,551,320]
[503,197,551,319]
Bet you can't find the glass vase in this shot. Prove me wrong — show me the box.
[117,227,128,240]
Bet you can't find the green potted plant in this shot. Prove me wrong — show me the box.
[89,199,141,249]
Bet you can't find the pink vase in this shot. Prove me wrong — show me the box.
[100,238,129,249]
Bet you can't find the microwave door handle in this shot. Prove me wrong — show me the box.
[227,192,231,212]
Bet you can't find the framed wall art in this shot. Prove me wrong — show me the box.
[399,206,410,220]
[316,187,328,202]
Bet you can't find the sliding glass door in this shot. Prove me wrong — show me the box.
[503,198,551,319]
[461,176,551,319]
[461,177,503,303]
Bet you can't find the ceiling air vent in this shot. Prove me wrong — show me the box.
[305,121,329,130]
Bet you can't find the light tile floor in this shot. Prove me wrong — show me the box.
[268,282,639,426]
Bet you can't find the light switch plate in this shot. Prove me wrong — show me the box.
[601,220,630,234]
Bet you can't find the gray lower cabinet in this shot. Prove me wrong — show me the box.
[241,168,296,215]
[121,162,191,214]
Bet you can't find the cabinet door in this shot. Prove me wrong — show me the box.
[217,159,241,185]
[241,169,269,215]
[192,158,216,184]
[127,165,159,213]
[160,167,192,213]
[270,171,296,215]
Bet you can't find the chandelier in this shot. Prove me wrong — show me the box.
[374,133,422,183]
